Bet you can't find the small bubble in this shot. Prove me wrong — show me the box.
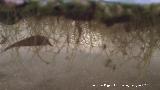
[126,85,130,87]
[132,85,134,87]
[107,85,110,87]
[143,83,148,86]
[113,84,116,86]
[138,85,142,87]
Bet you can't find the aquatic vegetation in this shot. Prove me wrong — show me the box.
[0,16,158,72]
[0,0,160,26]
[0,0,159,71]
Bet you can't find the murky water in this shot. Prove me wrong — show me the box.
[0,17,160,90]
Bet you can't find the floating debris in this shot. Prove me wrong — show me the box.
[105,59,116,70]
[102,44,106,50]
[105,58,112,67]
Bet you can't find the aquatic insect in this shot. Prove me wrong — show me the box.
[1,35,52,53]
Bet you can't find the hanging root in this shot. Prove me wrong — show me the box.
[36,52,50,64]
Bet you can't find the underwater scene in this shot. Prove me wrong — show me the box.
[0,0,160,90]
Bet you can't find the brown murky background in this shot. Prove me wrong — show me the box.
[0,17,160,90]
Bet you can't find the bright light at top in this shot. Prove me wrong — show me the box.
[104,0,160,4]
